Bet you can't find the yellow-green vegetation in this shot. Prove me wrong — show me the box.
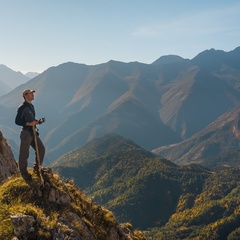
[0,170,146,239]
[146,168,240,239]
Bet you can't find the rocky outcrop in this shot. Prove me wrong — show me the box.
[0,132,145,239]
[0,131,18,182]
[0,168,145,240]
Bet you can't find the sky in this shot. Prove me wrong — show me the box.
[0,0,240,73]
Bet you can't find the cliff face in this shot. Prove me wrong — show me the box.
[0,131,18,182]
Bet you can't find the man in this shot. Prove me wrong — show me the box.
[15,89,45,181]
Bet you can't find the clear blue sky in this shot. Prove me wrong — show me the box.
[0,0,239,73]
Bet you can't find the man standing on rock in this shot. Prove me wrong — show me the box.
[15,89,45,181]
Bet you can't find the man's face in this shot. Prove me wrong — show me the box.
[24,92,35,101]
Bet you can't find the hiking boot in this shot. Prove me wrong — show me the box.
[33,165,42,175]
[33,166,46,180]
[21,172,32,181]
[33,166,39,175]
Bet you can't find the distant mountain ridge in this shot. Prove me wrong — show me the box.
[0,47,240,165]
[192,46,240,71]
[25,71,40,78]
[0,64,30,96]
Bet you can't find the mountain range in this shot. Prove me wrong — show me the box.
[0,46,240,167]
[1,46,240,239]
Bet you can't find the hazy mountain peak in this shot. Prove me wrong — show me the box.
[191,47,240,71]
[0,64,12,71]
[0,64,30,91]
[152,55,185,65]
[24,72,40,79]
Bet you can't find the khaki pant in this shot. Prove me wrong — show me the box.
[19,130,45,174]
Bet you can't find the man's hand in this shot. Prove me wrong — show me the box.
[26,120,39,126]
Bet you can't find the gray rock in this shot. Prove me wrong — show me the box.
[0,131,18,182]
[10,213,36,238]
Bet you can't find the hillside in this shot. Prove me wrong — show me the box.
[0,169,145,239]
[148,167,240,239]
[153,104,240,168]
[51,134,156,189]
[51,134,210,229]
[51,134,240,239]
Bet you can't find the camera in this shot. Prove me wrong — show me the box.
[38,117,46,124]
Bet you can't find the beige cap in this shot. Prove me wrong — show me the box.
[22,89,35,97]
